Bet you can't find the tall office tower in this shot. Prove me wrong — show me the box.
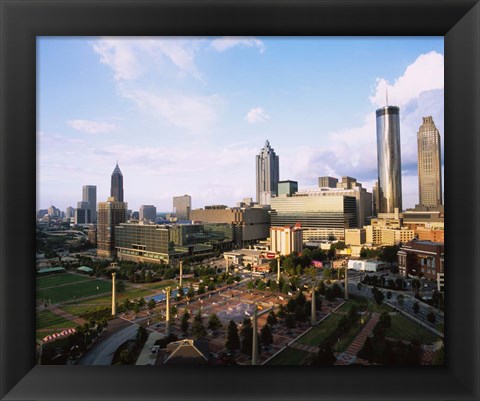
[318,176,338,188]
[376,106,403,213]
[139,205,157,222]
[97,197,127,258]
[82,185,97,223]
[110,162,124,202]
[65,206,75,219]
[372,181,379,217]
[417,116,442,207]
[173,195,191,221]
[256,140,279,205]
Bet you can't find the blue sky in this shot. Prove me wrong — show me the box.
[37,37,444,212]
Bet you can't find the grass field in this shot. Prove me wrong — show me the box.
[297,313,342,346]
[36,279,112,303]
[341,297,393,314]
[36,273,91,289]
[36,310,77,330]
[265,347,310,365]
[61,304,108,316]
[385,314,439,345]
[334,315,371,352]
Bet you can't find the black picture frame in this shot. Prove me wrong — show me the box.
[1,0,479,400]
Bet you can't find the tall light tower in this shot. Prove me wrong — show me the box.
[311,281,316,326]
[165,287,171,337]
[111,272,116,316]
[344,261,349,300]
[252,304,259,365]
[179,261,183,289]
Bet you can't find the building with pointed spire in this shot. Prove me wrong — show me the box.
[417,116,442,208]
[256,140,279,205]
[111,162,124,202]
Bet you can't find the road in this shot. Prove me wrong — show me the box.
[78,323,138,365]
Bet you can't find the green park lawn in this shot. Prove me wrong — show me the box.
[36,278,112,304]
[36,273,91,289]
[385,314,439,345]
[334,314,371,353]
[297,313,342,347]
[36,310,77,330]
[265,347,310,365]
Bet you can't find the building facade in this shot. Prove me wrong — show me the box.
[277,180,298,196]
[318,176,338,188]
[139,205,157,222]
[345,228,366,246]
[256,140,279,205]
[270,194,357,241]
[376,106,403,213]
[397,240,444,280]
[110,163,124,202]
[270,224,303,256]
[97,197,127,258]
[82,185,97,223]
[417,116,443,207]
[173,195,191,221]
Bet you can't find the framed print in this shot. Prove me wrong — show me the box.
[1,0,479,400]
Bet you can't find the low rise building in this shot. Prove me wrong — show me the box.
[397,240,444,280]
[347,259,387,272]
[345,228,366,246]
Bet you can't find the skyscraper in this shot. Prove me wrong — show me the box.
[97,197,127,258]
[139,205,157,222]
[110,162,124,202]
[417,116,442,207]
[376,106,402,213]
[173,195,191,221]
[256,140,279,205]
[82,185,97,223]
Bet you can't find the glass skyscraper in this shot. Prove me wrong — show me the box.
[82,185,97,223]
[110,162,124,202]
[376,106,403,213]
[256,140,279,205]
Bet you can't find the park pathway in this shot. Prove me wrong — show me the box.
[335,313,379,365]
[50,307,86,325]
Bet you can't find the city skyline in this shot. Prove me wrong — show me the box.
[38,37,444,212]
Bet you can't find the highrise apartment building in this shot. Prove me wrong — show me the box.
[417,116,442,207]
[376,106,403,213]
[97,197,127,258]
[82,185,97,223]
[173,195,191,221]
[110,163,124,202]
[256,140,279,205]
[270,223,303,256]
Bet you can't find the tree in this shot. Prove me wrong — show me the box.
[396,294,405,307]
[116,280,126,292]
[180,310,190,336]
[372,287,385,305]
[322,268,333,280]
[379,311,391,328]
[311,345,336,365]
[138,297,146,308]
[267,310,278,327]
[386,291,392,300]
[413,301,420,315]
[285,313,296,329]
[147,298,156,310]
[225,320,240,351]
[132,303,140,314]
[379,245,400,264]
[260,324,273,347]
[123,298,131,310]
[373,322,386,340]
[145,270,153,283]
[332,283,342,298]
[191,311,207,339]
[427,311,436,324]
[187,286,195,299]
[208,313,222,332]
[317,280,326,295]
[136,325,148,346]
[198,283,206,295]
[325,287,335,302]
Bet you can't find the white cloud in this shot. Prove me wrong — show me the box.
[210,37,265,53]
[91,37,203,82]
[245,107,270,124]
[67,119,117,134]
[120,86,222,133]
[370,51,444,107]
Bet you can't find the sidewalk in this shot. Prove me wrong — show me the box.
[335,313,379,365]
[135,331,165,365]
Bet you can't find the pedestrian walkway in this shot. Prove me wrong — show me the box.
[50,307,86,325]
[335,313,379,365]
[289,342,319,354]
[136,331,164,365]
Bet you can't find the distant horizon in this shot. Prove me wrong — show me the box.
[38,36,444,212]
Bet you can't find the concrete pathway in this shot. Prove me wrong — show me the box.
[335,313,379,365]
[135,331,164,365]
[49,307,86,325]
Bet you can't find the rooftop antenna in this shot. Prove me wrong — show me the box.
[385,83,389,107]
